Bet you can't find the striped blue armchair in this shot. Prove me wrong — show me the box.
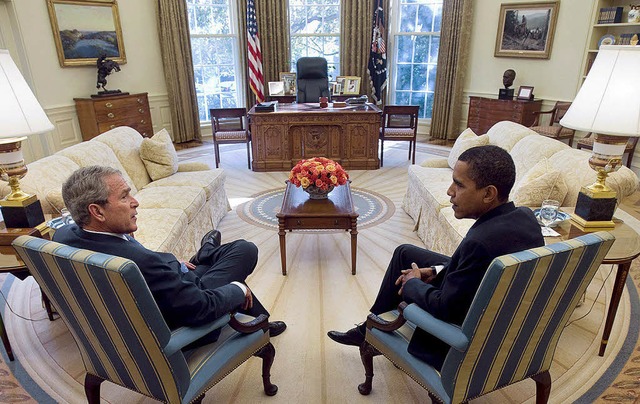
[358,231,615,403]
[12,235,278,403]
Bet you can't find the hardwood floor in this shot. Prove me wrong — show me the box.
[2,139,635,403]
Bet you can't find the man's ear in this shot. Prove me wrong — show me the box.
[87,203,106,223]
[483,185,499,203]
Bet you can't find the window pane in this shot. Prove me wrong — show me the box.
[414,36,429,64]
[412,64,428,91]
[397,36,413,63]
[417,5,433,32]
[399,5,417,32]
[396,65,412,90]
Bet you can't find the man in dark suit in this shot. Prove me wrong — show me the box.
[54,165,286,340]
[328,145,544,369]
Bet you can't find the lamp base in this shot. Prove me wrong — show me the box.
[0,199,45,228]
[498,88,514,100]
[571,192,616,230]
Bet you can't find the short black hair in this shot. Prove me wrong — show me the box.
[457,145,515,201]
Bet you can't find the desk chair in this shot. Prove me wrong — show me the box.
[530,101,575,146]
[379,105,420,167]
[357,232,614,403]
[12,236,278,403]
[210,108,251,169]
[296,57,330,103]
[577,133,638,168]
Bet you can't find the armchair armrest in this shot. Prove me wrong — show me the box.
[165,313,231,355]
[178,162,211,172]
[229,313,269,334]
[531,108,555,126]
[402,304,469,352]
[365,302,409,332]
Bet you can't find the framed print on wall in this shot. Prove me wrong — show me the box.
[47,0,126,67]
[494,2,559,59]
[279,72,297,95]
[338,76,361,95]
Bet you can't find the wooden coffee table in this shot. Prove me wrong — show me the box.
[276,181,358,275]
[547,207,640,356]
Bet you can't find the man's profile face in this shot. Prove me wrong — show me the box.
[447,161,489,220]
[503,70,515,88]
[95,174,139,234]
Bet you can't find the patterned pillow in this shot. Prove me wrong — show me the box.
[512,158,568,207]
[447,128,490,169]
[140,129,179,181]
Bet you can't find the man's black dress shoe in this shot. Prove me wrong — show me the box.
[327,326,365,346]
[268,321,287,337]
[201,229,222,248]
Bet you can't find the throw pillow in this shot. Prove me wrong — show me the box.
[512,158,568,207]
[140,129,179,181]
[447,128,489,169]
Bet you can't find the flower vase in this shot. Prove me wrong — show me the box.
[304,185,334,199]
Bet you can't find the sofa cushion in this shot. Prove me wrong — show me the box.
[140,129,179,181]
[142,169,225,201]
[510,134,570,185]
[134,208,188,253]
[447,128,489,169]
[486,121,538,152]
[512,159,568,207]
[134,186,206,223]
[93,126,152,191]
[56,140,138,194]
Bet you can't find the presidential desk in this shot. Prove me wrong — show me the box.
[248,103,381,171]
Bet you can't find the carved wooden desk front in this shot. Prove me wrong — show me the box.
[248,103,382,171]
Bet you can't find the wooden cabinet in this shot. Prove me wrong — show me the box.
[580,1,640,85]
[74,92,153,141]
[467,96,542,135]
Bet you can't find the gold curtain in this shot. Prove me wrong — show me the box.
[429,0,474,140]
[239,0,290,107]
[155,0,202,142]
[340,0,373,98]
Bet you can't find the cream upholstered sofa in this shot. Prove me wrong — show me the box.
[1,126,229,260]
[402,121,639,256]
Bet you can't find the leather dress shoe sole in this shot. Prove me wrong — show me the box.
[268,321,287,337]
[327,327,365,346]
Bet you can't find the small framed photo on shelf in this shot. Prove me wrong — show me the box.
[268,81,285,96]
[331,82,342,96]
[516,86,535,101]
[337,76,361,95]
[279,72,296,95]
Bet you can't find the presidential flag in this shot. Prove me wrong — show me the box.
[368,0,387,105]
[247,0,265,103]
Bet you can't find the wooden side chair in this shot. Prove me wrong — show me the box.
[12,235,278,403]
[576,133,638,168]
[210,108,251,169]
[379,105,420,167]
[530,101,575,146]
[357,232,614,403]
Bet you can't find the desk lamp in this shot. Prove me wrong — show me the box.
[560,45,640,229]
[0,49,52,228]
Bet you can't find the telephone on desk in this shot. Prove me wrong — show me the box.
[344,95,368,105]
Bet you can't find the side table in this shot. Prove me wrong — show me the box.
[547,207,640,356]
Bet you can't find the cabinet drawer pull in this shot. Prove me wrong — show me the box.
[138,108,145,114]
[334,219,339,225]
[137,98,143,104]
[296,220,302,225]
[105,102,113,108]
[110,125,115,129]
[107,112,115,118]
[140,119,146,124]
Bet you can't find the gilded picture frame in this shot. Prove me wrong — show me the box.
[338,76,361,95]
[47,0,126,67]
[279,72,297,96]
[494,2,559,59]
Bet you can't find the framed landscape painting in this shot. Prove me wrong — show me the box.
[494,2,559,59]
[47,0,126,67]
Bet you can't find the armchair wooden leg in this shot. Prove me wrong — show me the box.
[254,342,278,396]
[358,341,380,395]
[246,141,251,169]
[214,143,220,168]
[380,138,385,167]
[532,370,551,404]
[84,373,104,404]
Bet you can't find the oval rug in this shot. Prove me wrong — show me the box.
[237,187,395,231]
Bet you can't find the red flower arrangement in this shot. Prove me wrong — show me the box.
[288,157,349,191]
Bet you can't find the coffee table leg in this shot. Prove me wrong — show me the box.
[351,219,358,275]
[599,262,630,356]
[278,219,287,276]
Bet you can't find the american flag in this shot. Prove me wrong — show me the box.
[247,0,264,103]
[368,0,387,105]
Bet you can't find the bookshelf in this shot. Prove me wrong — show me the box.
[579,0,640,87]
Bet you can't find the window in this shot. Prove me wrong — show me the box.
[188,0,242,122]
[289,0,340,79]
[389,0,442,119]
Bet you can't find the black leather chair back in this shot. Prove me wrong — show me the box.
[296,57,330,103]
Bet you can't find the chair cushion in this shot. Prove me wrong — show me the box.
[381,128,415,138]
[531,125,574,139]
[215,130,248,141]
[140,129,179,181]
[447,128,489,169]
[512,158,568,207]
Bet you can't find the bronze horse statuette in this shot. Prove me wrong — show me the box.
[95,54,125,97]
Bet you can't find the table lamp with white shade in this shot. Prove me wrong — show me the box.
[560,45,640,229]
[0,49,52,228]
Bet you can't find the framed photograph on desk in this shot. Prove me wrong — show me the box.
[338,76,361,95]
[268,81,285,96]
[279,72,296,95]
[517,86,534,100]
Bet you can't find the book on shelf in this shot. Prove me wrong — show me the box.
[598,7,623,23]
